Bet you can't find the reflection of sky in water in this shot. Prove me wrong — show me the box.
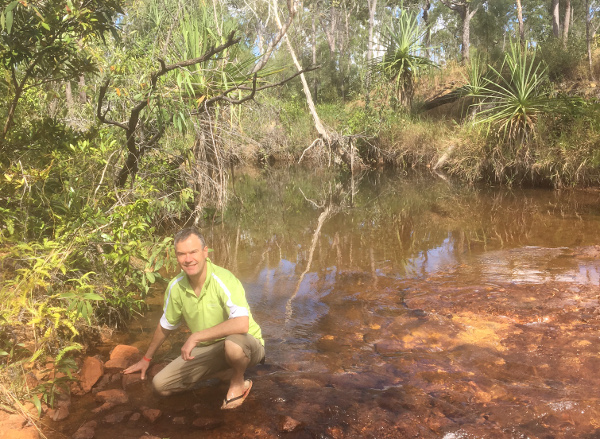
[243,259,330,348]
[405,235,457,277]
[470,247,600,285]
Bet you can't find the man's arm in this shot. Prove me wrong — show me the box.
[123,322,173,379]
[181,316,249,361]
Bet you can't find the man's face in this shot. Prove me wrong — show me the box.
[175,234,209,279]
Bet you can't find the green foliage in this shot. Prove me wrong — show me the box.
[0,128,185,409]
[373,6,437,108]
[474,43,558,143]
[539,37,587,82]
[0,0,123,145]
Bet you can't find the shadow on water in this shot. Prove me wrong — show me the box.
[45,167,600,438]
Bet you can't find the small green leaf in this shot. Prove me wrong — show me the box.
[145,272,155,283]
[6,10,13,33]
[30,395,42,417]
[41,21,50,31]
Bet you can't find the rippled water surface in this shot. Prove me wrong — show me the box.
[48,168,600,438]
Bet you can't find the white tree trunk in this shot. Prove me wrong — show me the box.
[273,0,328,141]
[552,0,561,38]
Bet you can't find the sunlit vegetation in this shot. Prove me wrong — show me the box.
[2,0,600,415]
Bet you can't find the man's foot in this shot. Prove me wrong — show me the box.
[221,379,252,410]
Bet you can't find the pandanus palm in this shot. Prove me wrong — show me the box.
[474,43,557,144]
[374,7,436,109]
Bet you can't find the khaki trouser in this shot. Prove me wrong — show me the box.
[152,334,265,395]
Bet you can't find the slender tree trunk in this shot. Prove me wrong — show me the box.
[312,14,318,100]
[587,0,598,79]
[552,0,561,38]
[562,0,571,46]
[516,0,525,48]
[78,75,87,104]
[66,81,73,109]
[461,6,471,64]
[423,0,431,59]
[324,3,337,54]
[278,13,327,139]
[365,0,377,107]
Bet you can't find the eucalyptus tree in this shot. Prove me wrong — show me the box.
[553,0,560,37]
[439,0,480,64]
[586,0,600,78]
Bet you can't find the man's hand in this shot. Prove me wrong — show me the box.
[123,359,150,380]
[181,334,199,361]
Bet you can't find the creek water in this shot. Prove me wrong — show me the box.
[47,167,600,438]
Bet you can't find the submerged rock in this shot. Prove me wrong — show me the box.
[46,404,69,422]
[103,411,132,424]
[72,420,96,439]
[91,402,114,414]
[191,418,224,430]
[172,416,186,425]
[141,408,161,423]
[121,373,144,390]
[279,415,302,432]
[95,389,129,405]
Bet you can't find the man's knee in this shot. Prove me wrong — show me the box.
[224,339,249,364]
[152,374,173,396]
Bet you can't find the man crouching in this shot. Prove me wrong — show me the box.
[124,228,265,409]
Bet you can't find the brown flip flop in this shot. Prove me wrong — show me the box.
[221,379,252,410]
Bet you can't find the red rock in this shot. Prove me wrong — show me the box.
[279,416,302,432]
[104,358,129,370]
[70,382,85,396]
[79,357,104,393]
[326,426,344,439]
[72,420,96,439]
[95,389,129,405]
[103,411,132,424]
[0,412,26,430]
[191,418,223,430]
[94,374,111,391]
[1,427,39,439]
[121,373,143,390]
[172,416,186,425]
[375,340,405,355]
[46,405,69,421]
[105,345,141,370]
[128,413,141,423]
[141,408,161,423]
[91,402,114,414]
[24,373,38,391]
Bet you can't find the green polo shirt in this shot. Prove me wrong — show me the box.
[160,259,263,346]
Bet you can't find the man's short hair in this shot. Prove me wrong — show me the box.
[174,228,206,247]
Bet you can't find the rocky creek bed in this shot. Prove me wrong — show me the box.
[3,248,600,438]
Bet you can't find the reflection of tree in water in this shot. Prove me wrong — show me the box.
[285,179,357,322]
[207,169,600,288]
